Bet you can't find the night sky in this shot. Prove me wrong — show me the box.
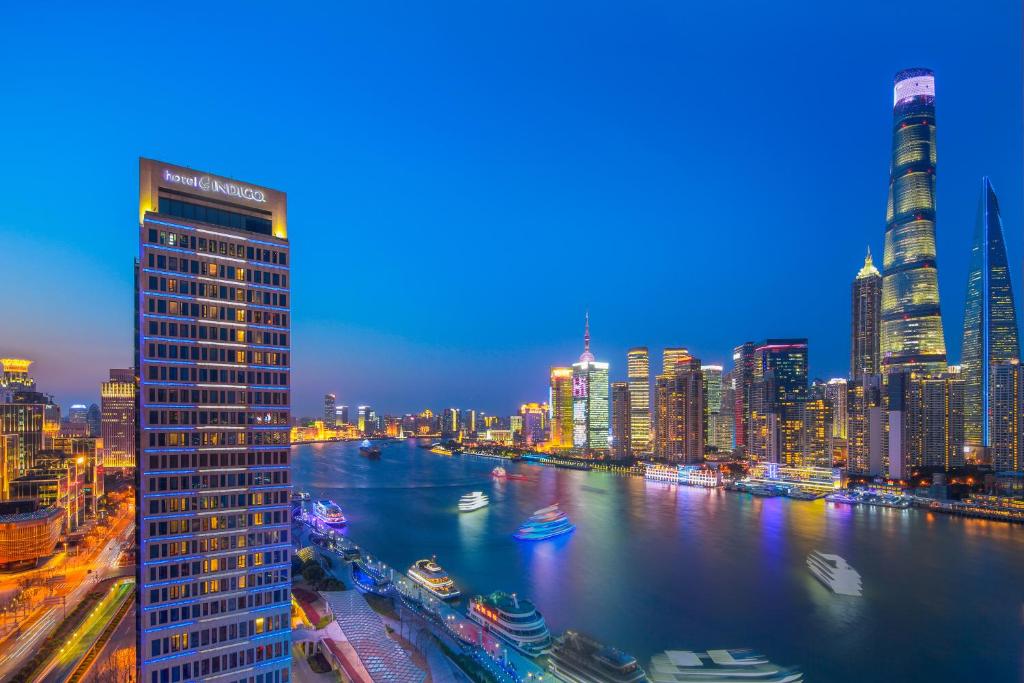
[0,2,1020,416]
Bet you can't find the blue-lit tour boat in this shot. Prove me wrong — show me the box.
[313,499,347,527]
[513,503,575,540]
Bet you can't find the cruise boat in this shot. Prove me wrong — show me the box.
[492,466,507,479]
[649,649,803,682]
[406,556,460,599]
[806,550,862,596]
[313,499,347,527]
[547,630,647,683]
[459,491,489,512]
[468,592,552,655]
[359,439,382,459]
[513,503,575,541]
[429,444,454,456]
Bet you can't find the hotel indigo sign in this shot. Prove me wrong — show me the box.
[163,169,267,203]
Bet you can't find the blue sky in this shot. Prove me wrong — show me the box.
[0,1,1020,416]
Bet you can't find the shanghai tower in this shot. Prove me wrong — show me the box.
[961,178,1020,446]
[881,68,947,374]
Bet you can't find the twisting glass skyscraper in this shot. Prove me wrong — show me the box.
[881,68,947,374]
[961,178,1020,445]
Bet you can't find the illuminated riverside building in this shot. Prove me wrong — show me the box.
[571,316,610,455]
[888,371,964,477]
[825,378,847,440]
[358,405,374,433]
[135,159,291,683]
[730,342,756,454]
[336,405,349,425]
[549,367,574,448]
[610,382,631,460]
[442,408,459,438]
[626,347,651,453]
[323,393,337,427]
[961,178,1020,447]
[749,340,808,465]
[519,403,548,446]
[701,365,724,453]
[653,352,704,464]
[881,68,947,374]
[847,374,885,475]
[0,403,44,476]
[101,368,137,471]
[990,363,1022,472]
[852,249,882,378]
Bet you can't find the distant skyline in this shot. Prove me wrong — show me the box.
[0,2,1020,416]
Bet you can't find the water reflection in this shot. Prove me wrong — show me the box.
[292,440,1024,682]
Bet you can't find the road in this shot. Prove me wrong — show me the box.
[0,501,135,681]
[36,579,134,683]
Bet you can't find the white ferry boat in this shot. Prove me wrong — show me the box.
[313,499,347,527]
[643,462,680,484]
[468,591,552,655]
[806,550,862,596]
[459,491,489,512]
[649,649,803,682]
[407,556,460,599]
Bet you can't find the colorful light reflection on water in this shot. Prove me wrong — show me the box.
[292,439,1024,681]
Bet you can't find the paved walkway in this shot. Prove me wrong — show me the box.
[322,591,426,683]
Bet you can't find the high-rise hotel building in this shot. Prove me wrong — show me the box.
[851,248,882,379]
[626,347,651,453]
[135,159,291,683]
[881,68,947,374]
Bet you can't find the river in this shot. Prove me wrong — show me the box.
[292,438,1024,681]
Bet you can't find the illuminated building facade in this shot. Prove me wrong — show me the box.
[442,408,459,438]
[881,68,947,374]
[731,342,756,454]
[847,374,885,475]
[324,393,337,428]
[825,378,847,440]
[0,359,34,402]
[701,365,724,453]
[851,248,881,378]
[889,371,964,476]
[0,403,44,476]
[626,347,651,453]
[961,178,1020,447]
[136,159,291,683]
[0,502,63,570]
[358,405,373,433]
[549,367,574,448]
[751,340,808,465]
[610,382,631,460]
[653,353,704,464]
[519,403,548,446]
[101,368,137,471]
[990,363,1022,472]
[571,315,610,454]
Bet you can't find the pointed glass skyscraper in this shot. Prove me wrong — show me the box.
[881,68,948,374]
[961,178,1020,445]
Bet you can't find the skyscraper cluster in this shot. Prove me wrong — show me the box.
[540,68,1022,482]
